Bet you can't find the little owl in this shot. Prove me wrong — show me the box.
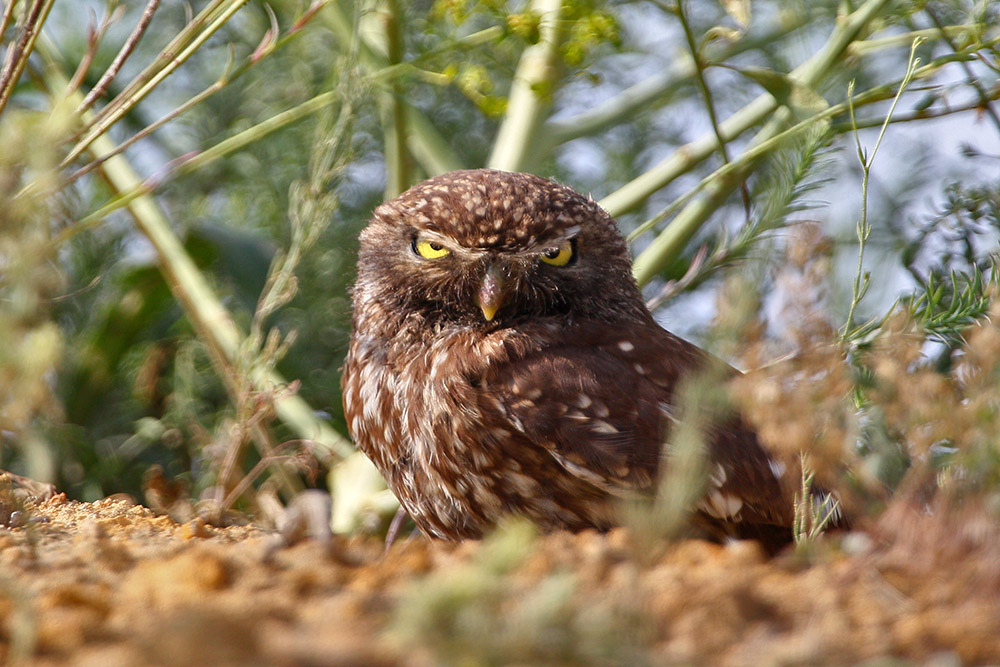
[342,169,802,545]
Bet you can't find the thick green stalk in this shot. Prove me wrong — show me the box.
[486,0,564,172]
[373,0,410,198]
[323,1,463,177]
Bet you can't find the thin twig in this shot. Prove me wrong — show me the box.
[832,92,1000,131]
[674,0,731,166]
[674,0,751,218]
[65,0,249,166]
[924,5,1000,137]
[76,0,160,113]
[0,0,56,117]
[842,39,923,342]
[645,244,710,311]
[219,439,300,512]
[0,0,19,49]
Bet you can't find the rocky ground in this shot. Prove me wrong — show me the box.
[1,491,999,666]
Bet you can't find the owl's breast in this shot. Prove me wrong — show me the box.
[345,325,604,539]
[342,333,402,473]
[342,328,506,536]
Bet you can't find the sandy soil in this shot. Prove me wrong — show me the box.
[1,492,998,666]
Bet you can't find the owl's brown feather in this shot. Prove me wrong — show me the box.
[342,169,802,545]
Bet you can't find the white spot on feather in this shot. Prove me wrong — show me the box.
[700,491,743,519]
[710,463,727,487]
[591,420,619,435]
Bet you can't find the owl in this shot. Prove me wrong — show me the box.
[342,169,797,545]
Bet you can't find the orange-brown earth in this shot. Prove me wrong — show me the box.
[1,492,999,665]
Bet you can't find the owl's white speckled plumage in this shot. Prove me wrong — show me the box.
[342,169,798,545]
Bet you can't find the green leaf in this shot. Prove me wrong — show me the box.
[727,65,830,117]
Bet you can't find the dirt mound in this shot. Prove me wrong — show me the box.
[1,495,998,665]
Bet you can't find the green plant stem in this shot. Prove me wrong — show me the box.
[832,92,1000,131]
[63,0,251,167]
[842,40,923,341]
[486,0,564,172]
[376,0,410,198]
[323,1,464,176]
[62,88,339,242]
[676,0,731,167]
[0,0,18,46]
[628,0,893,287]
[58,9,500,226]
[600,93,775,219]
[544,20,806,147]
[626,45,971,246]
[603,0,892,222]
[848,24,978,56]
[62,2,330,187]
[41,57,355,461]
[844,84,873,340]
[76,0,161,114]
[924,7,1000,136]
[590,26,986,220]
[80,0,233,129]
[65,62,231,185]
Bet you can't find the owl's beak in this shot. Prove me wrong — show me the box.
[477,263,506,321]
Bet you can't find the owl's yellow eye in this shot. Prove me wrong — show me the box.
[539,240,574,266]
[413,238,450,259]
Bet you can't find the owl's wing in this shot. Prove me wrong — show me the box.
[484,321,792,527]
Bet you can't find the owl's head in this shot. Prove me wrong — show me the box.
[354,169,649,330]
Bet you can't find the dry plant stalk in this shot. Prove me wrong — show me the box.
[727,225,859,508]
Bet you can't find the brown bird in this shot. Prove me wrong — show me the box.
[342,169,800,544]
